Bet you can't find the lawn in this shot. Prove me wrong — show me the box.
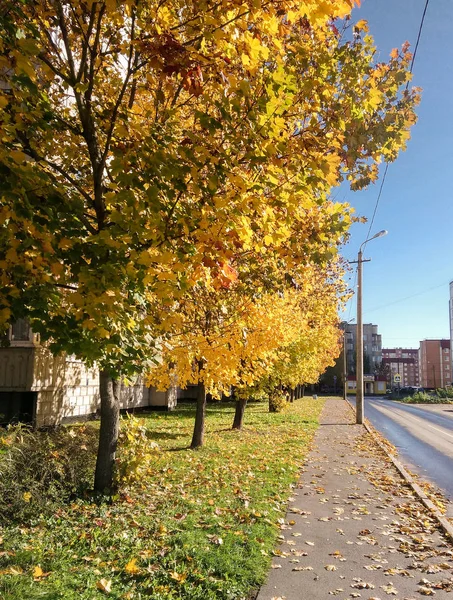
[0,398,325,600]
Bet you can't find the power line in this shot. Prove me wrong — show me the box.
[364,280,449,315]
[408,0,430,78]
[345,0,431,321]
[363,0,429,246]
[363,162,389,248]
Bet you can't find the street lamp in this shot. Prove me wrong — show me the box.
[356,230,388,424]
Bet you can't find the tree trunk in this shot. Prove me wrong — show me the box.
[232,398,247,430]
[289,389,294,403]
[94,370,121,493]
[191,372,206,448]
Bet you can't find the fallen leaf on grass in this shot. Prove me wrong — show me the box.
[96,579,112,594]
[32,565,50,580]
[170,571,187,583]
[125,558,140,575]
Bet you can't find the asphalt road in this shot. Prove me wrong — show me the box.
[347,396,453,505]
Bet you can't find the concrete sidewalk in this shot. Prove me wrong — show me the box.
[257,398,453,599]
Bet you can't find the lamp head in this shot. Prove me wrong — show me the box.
[372,229,388,240]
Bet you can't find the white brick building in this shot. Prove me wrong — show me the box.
[0,320,176,426]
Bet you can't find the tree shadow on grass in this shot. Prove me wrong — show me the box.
[148,431,184,440]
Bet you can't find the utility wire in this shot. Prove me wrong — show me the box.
[363,162,389,248]
[346,0,430,321]
[408,0,430,79]
[364,280,449,316]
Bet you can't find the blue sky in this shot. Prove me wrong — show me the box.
[339,0,453,349]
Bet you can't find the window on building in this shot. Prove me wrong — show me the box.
[11,319,30,341]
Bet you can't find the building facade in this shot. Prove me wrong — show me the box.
[342,322,382,375]
[382,348,420,387]
[419,339,451,389]
[0,320,176,426]
[450,281,453,376]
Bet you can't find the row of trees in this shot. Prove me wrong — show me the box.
[0,0,419,492]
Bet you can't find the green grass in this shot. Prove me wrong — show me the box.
[0,398,325,599]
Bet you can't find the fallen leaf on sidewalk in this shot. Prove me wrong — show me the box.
[418,587,435,596]
[381,583,398,595]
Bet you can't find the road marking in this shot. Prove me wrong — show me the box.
[378,403,453,440]
[370,402,453,446]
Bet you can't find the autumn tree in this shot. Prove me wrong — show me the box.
[0,0,419,490]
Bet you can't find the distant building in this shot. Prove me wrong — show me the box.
[382,348,420,387]
[450,281,453,376]
[419,339,451,389]
[346,374,387,396]
[342,322,382,375]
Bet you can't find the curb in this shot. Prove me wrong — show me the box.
[343,397,453,543]
[362,419,453,544]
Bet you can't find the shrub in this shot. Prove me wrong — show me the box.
[400,391,451,404]
[0,424,98,525]
[436,387,453,399]
[268,391,287,413]
[115,414,160,488]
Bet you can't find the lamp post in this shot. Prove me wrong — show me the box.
[356,230,388,424]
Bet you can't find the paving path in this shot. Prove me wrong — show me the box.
[257,398,453,599]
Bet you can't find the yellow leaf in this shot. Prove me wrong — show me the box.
[10,150,28,164]
[33,566,44,578]
[96,578,112,594]
[23,491,32,502]
[170,571,187,583]
[125,558,140,575]
[355,19,369,32]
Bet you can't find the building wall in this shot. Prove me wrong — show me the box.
[382,348,420,387]
[419,339,451,389]
[342,322,382,375]
[450,282,453,377]
[0,323,177,426]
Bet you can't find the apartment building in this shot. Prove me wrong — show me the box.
[0,320,176,426]
[419,339,451,389]
[342,322,382,375]
[382,348,420,387]
[450,281,453,375]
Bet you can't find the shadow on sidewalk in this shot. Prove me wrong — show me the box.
[319,422,356,426]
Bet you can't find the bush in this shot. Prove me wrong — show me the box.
[400,391,451,404]
[115,414,159,488]
[436,387,453,399]
[268,391,287,413]
[0,424,98,525]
